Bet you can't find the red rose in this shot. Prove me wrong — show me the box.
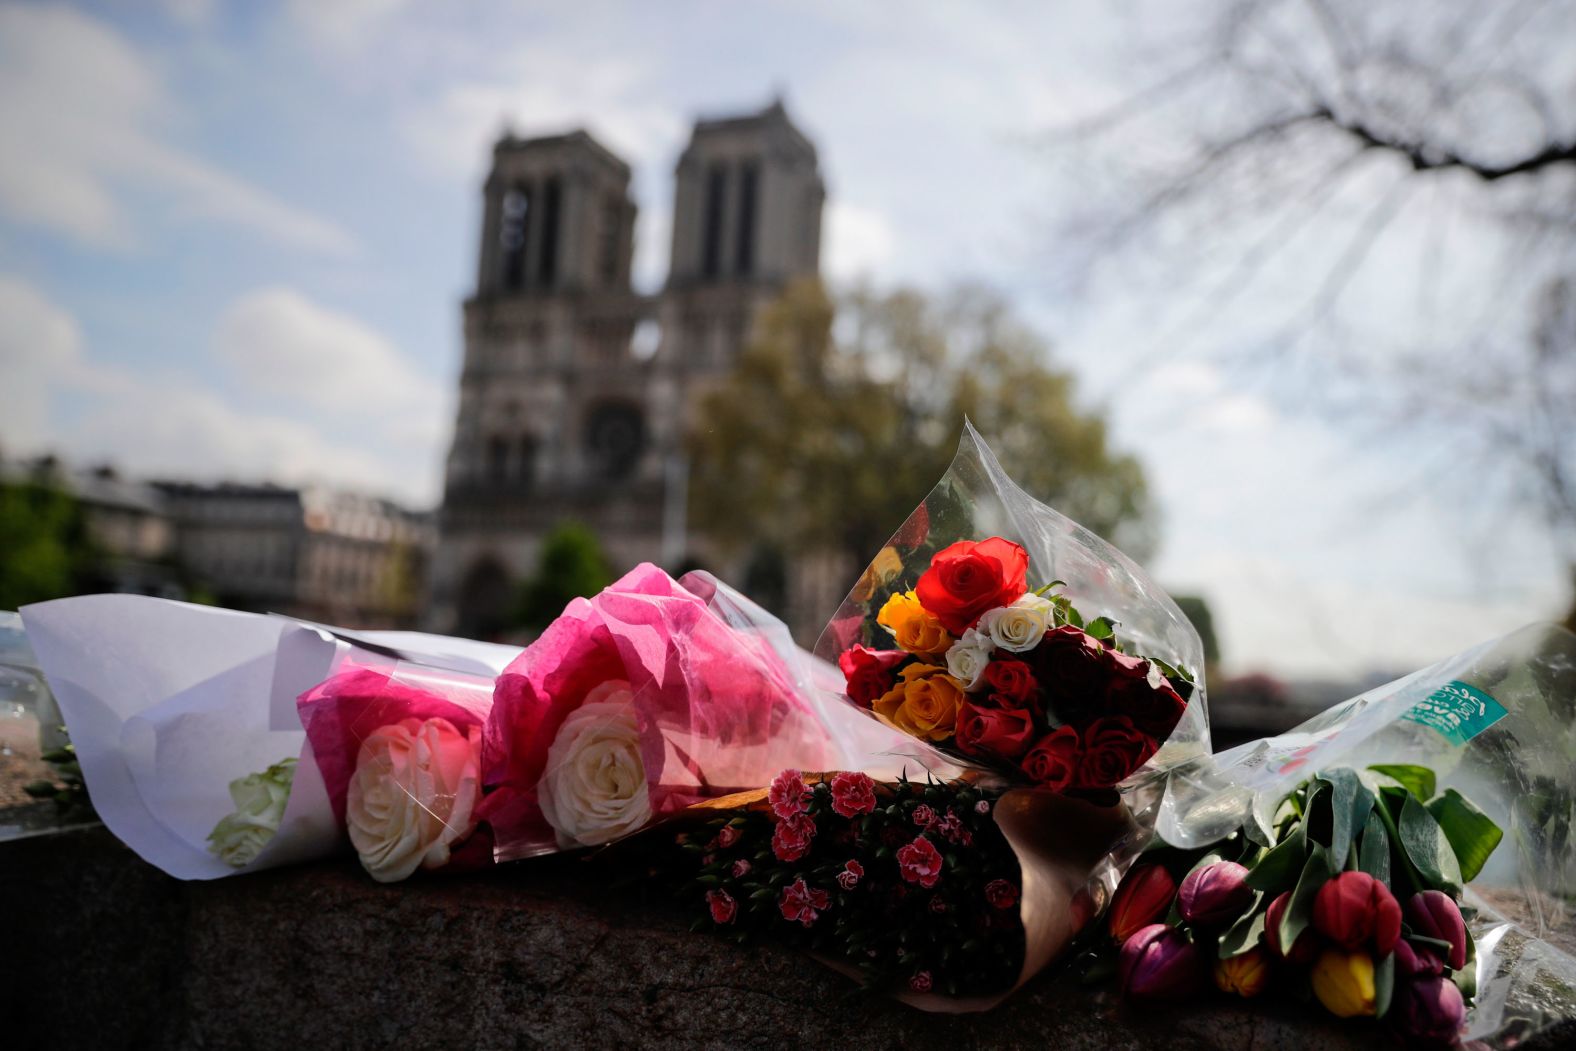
[986,879,1020,910]
[779,878,830,927]
[1075,716,1157,789]
[897,835,944,888]
[982,658,1038,707]
[771,813,816,862]
[1033,626,1114,721]
[1021,725,1081,790]
[915,537,1030,635]
[707,888,737,924]
[956,701,1037,761]
[837,646,910,708]
[1112,678,1188,739]
[829,771,878,817]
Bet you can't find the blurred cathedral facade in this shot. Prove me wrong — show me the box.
[427,101,826,637]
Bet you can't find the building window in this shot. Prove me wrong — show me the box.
[499,183,531,291]
[735,160,758,277]
[486,436,508,481]
[516,435,536,489]
[584,403,645,481]
[701,163,727,280]
[538,176,561,288]
[599,196,622,285]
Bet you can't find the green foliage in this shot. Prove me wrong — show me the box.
[1172,595,1219,666]
[0,480,98,609]
[515,522,613,631]
[687,279,1153,571]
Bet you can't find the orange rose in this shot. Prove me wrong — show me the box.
[876,590,952,657]
[873,663,964,741]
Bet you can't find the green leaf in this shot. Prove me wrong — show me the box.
[1218,893,1268,959]
[1368,764,1436,801]
[1357,809,1391,885]
[1398,794,1464,894]
[1427,788,1504,883]
[1374,951,1396,1018]
[1318,768,1374,872]
[1086,616,1117,641]
[1247,823,1307,895]
[1278,845,1336,955]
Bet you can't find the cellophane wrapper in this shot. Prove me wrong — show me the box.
[1159,623,1576,1048]
[481,563,950,862]
[812,423,1212,966]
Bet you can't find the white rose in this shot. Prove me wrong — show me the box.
[537,684,652,849]
[944,629,995,691]
[978,594,1053,653]
[346,717,481,883]
[207,756,297,868]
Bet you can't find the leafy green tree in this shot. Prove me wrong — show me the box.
[0,479,97,610]
[516,522,614,631]
[1173,595,1220,668]
[688,279,1153,573]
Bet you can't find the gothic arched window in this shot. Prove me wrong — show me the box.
[499,183,531,291]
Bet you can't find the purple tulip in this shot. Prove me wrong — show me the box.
[1394,975,1466,1046]
[1178,861,1253,927]
[1406,890,1468,971]
[1118,924,1205,1002]
[1394,938,1445,978]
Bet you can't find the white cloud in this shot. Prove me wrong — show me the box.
[0,277,440,505]
[825,202,898,283]
[285,0,410,52]
[0,4,355,254]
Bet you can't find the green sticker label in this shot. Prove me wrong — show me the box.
[1401,680,1506,745]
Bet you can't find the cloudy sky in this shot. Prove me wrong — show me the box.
[0,0,1566,677]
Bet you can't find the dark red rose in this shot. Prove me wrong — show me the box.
[982,658,1038,707]
[1033,626,1113,721]
[986,878,1020,910]
[915,537,1029,635]
[837,646,909,708]
[1107,648,1152,680]
[956,701,1037,761]
[1021,725,1081,790]
[1075,716,1157,789]
[1112,678,1188,738]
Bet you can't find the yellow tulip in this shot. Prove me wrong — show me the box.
[1311,948,1377,1018]
[1214,945,1271,998]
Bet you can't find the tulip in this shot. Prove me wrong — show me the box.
[1311,948,1377,1018]
[1265,890,1319,963]
[1394,938,1444,978]
[1405,890,1469,971]
[1394,975,1466,1046]
[1213,945,1272,998]
[1109,865,1177,943]
[1312,871,1402,956]
[1118,924,1205,1002]
[1178,861,1253,928]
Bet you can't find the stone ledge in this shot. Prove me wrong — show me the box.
[3,828,1569,1050]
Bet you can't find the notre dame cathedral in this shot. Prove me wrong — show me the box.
[427,101,826,637]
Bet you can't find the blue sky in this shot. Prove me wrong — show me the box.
[0,0,1566,676]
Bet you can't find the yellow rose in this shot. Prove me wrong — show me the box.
[852,546,905,603]
[873,663,964,741]
[877,590,952,657]
[1214,946,1271,998]
[1311,948,1376,1018]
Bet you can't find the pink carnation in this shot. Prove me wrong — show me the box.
[707,889,737,924]
[909,971,933,993]
[897,835,944,888]
[837,859,865,890]
[929,895,948,914]
[934,810,971,846]
[772,813,816,862]
[829,771,878,818]
[732,859,752,879]
[715,825,741,849]
[975,799,992,815]
[912,804,938,829]
[780,879,831,927]
[768,769,812,819]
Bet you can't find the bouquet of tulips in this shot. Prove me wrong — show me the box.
[1106,765,1496,1046]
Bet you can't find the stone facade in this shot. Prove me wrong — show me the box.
[428,101,825,638]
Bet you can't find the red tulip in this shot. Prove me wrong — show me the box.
[1118,924,1205,1002]
[1394,975,1466,1046]
[1312,871,1402,956]
[1266,890,1319,963]
[1109,865,1178,943]
[1178,861,1253,928]
[1405,890,1469,971]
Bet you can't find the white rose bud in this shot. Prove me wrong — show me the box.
[944,628,995,691]
[347,717,482,883]
[207,756,297,868]
[979,593,1052,653]
[538,683,653,849]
